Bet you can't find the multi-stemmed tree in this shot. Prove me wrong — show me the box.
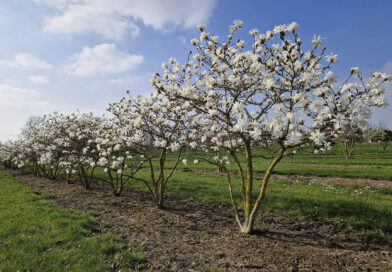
[151,21,390,233]
[334,124,364,159]
[60,112,106,189]
[95,122,147,196]
[108,91,198,208]
[27,113,69,179]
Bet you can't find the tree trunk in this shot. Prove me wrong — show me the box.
[157,151,166,209]
[240,217,255,234]
[80,167,91,189]
[244,140,253,227]
[240,147,285,234]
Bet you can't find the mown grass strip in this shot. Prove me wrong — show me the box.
[0,170,146,272]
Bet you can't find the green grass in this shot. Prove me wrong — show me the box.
[0,170,146,272]
[93,168,392,243]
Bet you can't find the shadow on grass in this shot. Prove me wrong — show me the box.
[263,193,392,234]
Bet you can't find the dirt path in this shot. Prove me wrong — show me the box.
[190,168,392,188]
[269,173,392,188]
[279,162,392,169]
[10,171,392,272]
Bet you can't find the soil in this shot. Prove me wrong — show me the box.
[9,171,392,272]
[192,168,392,188]
[279,162,392,169]
[269,173,392,188]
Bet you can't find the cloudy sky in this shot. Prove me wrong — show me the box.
[0,0,391,142]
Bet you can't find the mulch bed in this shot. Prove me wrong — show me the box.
[8,171,392,272]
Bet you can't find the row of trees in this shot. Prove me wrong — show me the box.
[336,124,392,159]
[1,21,390,234]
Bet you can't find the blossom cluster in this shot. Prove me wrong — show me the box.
[151,21,390,155]
[107,91,199,156]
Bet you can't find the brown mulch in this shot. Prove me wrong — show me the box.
[8,171,392,272]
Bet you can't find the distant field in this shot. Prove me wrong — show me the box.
[161,143,392,180]
[0,171,145,272]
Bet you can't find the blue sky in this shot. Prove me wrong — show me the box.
[0,0,391,142]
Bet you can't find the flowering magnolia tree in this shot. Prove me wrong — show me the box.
[371,129,392,151]
[57,112,105,189]
[0,139,29,169]
[95,122,147,196]
[0,117,63,175]
[108,91,198,208]
[335,123,364,159]
[26,113,69,179]
[151,21,391,233]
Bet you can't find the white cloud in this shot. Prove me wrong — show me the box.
[65,43,144,77]
[381,61,392,74]
[0,83,55,143]
[29,75,50,84]
[0,84,50,108]
[178,36,187,44]
[33,0,217,40]
[41,4,139,40]
[0,15,5,29]
[118,0,218,31]
[108,73,150,85]
[0,53,53,70]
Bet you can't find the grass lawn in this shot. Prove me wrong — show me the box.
[0,170,146,272]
